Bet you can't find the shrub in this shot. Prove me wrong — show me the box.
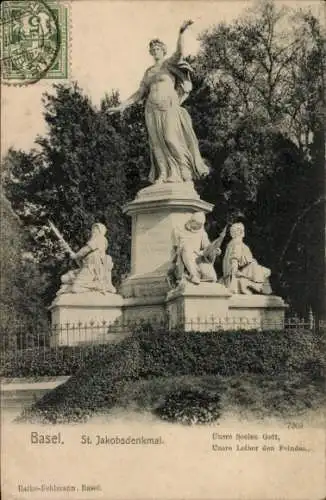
[3,327,323,379]
[1,345,111,377]
[136,327,322,379]
[154,387,221,425]
[16,338,141,424]
[14,326,325,424]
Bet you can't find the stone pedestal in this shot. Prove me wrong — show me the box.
[228,294,288,329]
[120,182,213,321]
[49,292,123,345]
[120,182,288,330]
[166,282,287,331]
[166,282,232,331]
[123,296,167,324]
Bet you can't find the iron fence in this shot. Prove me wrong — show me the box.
[1,316,325,377]
[1,316,325,355]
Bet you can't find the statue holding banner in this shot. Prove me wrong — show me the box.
[54,222,116,295]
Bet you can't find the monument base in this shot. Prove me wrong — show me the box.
[166,283,287,331]
[228,294,288,329]
[119,266,171,299]
[121,182,213,298]
[49,292,123,345]
[166,281,232,331]
[123,296,167,325]
[122,280,288,332]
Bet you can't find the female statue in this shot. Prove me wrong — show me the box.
[57,223,116,294]
[107,20,209,184]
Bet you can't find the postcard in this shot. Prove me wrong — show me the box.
[1,0,325,499]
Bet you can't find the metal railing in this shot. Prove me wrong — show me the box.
[1,316,324,353]
[0,316,324,377]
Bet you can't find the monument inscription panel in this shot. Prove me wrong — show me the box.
[132,211,192,275]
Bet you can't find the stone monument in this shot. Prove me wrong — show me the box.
[222,222,272,295]
[49,19,286,335]
[168,212,226,286]
[120,182,221,323]
[107,19,287,329]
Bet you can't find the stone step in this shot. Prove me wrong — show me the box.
[1,377,69,413]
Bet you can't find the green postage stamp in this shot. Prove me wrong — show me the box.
[1,0,69,84]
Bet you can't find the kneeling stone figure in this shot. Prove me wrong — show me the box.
[169,212,226,287]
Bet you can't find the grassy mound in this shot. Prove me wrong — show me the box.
[16,327,326,424]
[110,373,325,421]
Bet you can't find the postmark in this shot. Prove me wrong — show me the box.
[1,0,69,85]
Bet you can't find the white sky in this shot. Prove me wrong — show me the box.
[1,0,323,155]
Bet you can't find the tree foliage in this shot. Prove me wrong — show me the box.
[4,84,137,302]
[0,192,49,339]
[186,0,325,315]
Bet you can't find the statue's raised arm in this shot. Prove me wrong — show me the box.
[174,19,194,59]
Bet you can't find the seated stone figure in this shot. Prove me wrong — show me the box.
[222,222,272,295]
[57,222,116,295]
[168,212,226,286]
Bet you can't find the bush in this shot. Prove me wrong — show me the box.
[16,338,141,424]
[1,344,116,378]
[3,327,323,379]
[14,326,325,424]
[136,327,322,379]
[154,387,221,425]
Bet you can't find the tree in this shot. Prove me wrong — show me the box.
[0,191,49,345]
[100,96,150,199]
[4,84,133,304]
[185,0,325,316]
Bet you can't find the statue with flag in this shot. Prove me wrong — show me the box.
[49,221,116,295]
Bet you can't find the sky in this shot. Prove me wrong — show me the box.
[1,0,323,155]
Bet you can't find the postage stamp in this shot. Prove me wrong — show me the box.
[1,0,69,85]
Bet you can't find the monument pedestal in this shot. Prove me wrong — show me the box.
[120,182,288,330]
[120,182,213,322]
[166,283,287,331]
[49,183,288,335]
[228,294,288,329]
[166,282,232,331]
[49,292,123,345]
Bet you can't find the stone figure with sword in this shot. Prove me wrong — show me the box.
[49,221,116,295]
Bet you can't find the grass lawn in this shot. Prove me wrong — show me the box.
[108,372,326,422]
